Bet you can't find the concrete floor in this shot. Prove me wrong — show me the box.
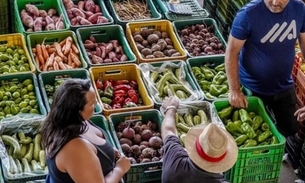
[280,160,299,183]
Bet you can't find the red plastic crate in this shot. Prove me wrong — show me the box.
[292,52,304,82]
[293,52,305,106]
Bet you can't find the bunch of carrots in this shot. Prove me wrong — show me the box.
[32,36,82,71]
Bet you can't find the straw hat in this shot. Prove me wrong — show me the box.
[185,123,238,173]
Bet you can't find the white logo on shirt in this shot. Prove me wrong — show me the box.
[260,20,296,43]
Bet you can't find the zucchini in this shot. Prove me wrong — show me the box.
[177,123,191,133]
[180,133,187,146]
[193,115,201,125]
[177,114,187,125]
[31,160,43,172]
[183,113,194,127]
[19,144,27,158]
[33,134,42,161]
[2,135,21,159]
[14,159,23,174]
[9,155,18,174]
[197,110,209,124]
[175,90,188,99]
[21,158,31,173]
[39,150,46,168]
[24,143,34,162]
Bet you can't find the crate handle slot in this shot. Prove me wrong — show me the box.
[91,30,107,35]
[0,40,8,45]
[144,168,162,174]
[104,69,122,75]
[29,1,44,6]
[43,38,59,44]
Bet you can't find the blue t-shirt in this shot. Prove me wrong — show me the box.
[231,0,305,96]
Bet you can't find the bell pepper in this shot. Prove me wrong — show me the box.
[96,79,103,89]
[259,141,269,146]
[124,97,132,105]
[226,122,244,136]
[248,112,256,119]
[252,116,263,131]
[218,106,234,119]
[239,109,253,124]
[113,96,124,105]
[191,66,201,73]
[127,89,139,103]
[234,120,243,130]
[114,80,129,86]
[212,71,227,85]
[103,103,111,109]
[97,89,104,97]
[112,103,122,109]
[255,129,263,142]
[235,134,248,146]
[201,67,215,81]
[260,122,270,131]
[241,122,256,139]
[198,80,211,91]
[215,63,225,72]
[114,90,126,98]
[209,84,228,97]
[103,85,113,98]
[223,118,232,125]
[204,92,217,100]
[195,72,206,80]
[101,97,112,105]
[45,84,54,95]
[271,135,278,144]
[258,130,272,143]
[130,80,138,89]
[123,101,137,108]
[232,110,240,122]
[244,139,257,147]
[113,84,131,91]
[218,93,229,98]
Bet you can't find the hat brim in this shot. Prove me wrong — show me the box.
[185,124,238,173]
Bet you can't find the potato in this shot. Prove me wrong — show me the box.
[147,34,159,44]
[171,52,182,57]
[136,44,145,52]
[152,30,161,39]
[151,44,161,52]
[141,48,152,57]
[141,29,153,39]
[142,40,148,47]
[133,34,144,43]
[161,31,169,38]
[167,49,178,56]
[153,51,165,58]
[165,38,173,45]
[146,55,155,59]
[157,40,167,51]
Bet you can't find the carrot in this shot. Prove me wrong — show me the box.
[54,56,63,63]
[47,47,56,54]
[71,62,76,68]
[43,53,55,71]
[61,44,66,53]
[34,55,40,68]
[58,61,67,70]
[64,36,73,55]
[32,48,36,53]
[41,44,49,61]
[70,52,81,67]
[36,44,45,66]
[64,63,73,69]
[71,43,79,54]
[68,52,72,65]
[48,67,54,71]
[59,39,66,47]
[53,60,59,70]
[53,42,67,60]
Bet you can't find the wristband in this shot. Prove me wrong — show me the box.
[164,106,177,114]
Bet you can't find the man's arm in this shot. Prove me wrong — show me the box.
[161,108,178,140]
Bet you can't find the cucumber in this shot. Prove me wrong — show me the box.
[9,155,18,174]
[33,134,42,161]
[193,115,201,126]
[19,137,32,145]
[31,160,43,172]
[183,113,194,127]
[177,123,191,133]
[19,144,27,159]
[14,159,23,174]
[24,143,34,162]
[17,131,26,141]
[39,150,46,168]
[2,135,21,159]
[197,110,209,124]
[180,133,187,146]
[21,158,31,173]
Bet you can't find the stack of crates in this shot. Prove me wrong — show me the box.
[0,0,9,34]
[203,0,217,18]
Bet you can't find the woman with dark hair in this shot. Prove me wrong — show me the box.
[41,78,130,183]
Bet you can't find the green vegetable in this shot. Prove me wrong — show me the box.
[218,106,234,119]
[183,113,194,127]
[193,115,201,125]
[209,84,228,97]
[204,92,217,100]
[226,121,244,135]
[21,158,31,172]
[252,116,263,131]
[241,122,256,139]
[271,135,278,144]
[258,130,272,143]
[248,112,256,119]
[24,143,34,162]
[212,71,226,85]
[232,110,240,122]
[239,109,252,124]
[218,93,229,98]
[198,80,211,91]
[101,97,112,105]
[197,110,208,124]
[2,135,21,159]
[235,134,248,146]
[156,73,173,96]
[9,155,18,174]
[201,67,215,81]
[214,63,225,72]
[244,139,258,147]
[33,134,42,161]
[39,150,46,168]
[177,123,191,133]
[261,122,270,131]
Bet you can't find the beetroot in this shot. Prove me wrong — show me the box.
[132,134,142,144]
[121,144,131,154]
[142,148,156,159]
[128,157,137,164]
[149,136,163,149]
[122,122,135,139]
[119,138,132,146]
[141,129,153,141]
[140,141,149,147]
[130,145,141,156]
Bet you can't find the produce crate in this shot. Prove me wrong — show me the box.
[0,115,47,183]
[212,96,286,183]
[0,0,9,34]
[186,55,252,101]
[26,30,88,72]
[126,20,187,64]
[60,0,114,31]
[76,25,136,67]
[292,52,305,106]
[154,0,209,21]
[38,68,102,115]
[172,18,227,58]
[105,0,162,30]
[90,115,116,147]
[108,109,163,183]
[139,60,203,109]
[14,0,70,35]
[0,72,47,119]
[0,33,36,74]
[204,0,216,18]
[89,64,154,117]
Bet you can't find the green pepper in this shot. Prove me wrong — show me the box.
[226,121,244,135]
[101,97,112,105]
[103,85,113,98]
[244,139,257,147]
[209,84,228,97]
[195,72,205,80]
[252,116,263,131]
[239,109,253,124]
[212,71,227,85]
[204,92,218,100]
[234,120,243,130]
[235,134,248,146]
[222,80,228,86]
[260,122,270,131]
[271,135,278,144]
[218,93,229,98]
[248,112,256,119]
[198,80,211,91]
[215,63,225,72]
[218,106,234,119]
[232,110,240,122]
[258,130,272,143]
[201,67,215,81]
[255,129,262,142]
[191,66,201,73]
[258,141,269,146]
[241,122,256,139]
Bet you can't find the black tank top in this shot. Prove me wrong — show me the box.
[46,123,115,183]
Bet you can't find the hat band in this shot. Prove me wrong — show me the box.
[195,138,227,162]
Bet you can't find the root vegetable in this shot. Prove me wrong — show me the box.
[85,0,96,12]
[139,145,146,151]
[105,43,113,54]
[128,157,137,164]
[120,54,128,61]
[25,4,39,17]
[88,12,102,23]
[119,138,132,146]
[141,29,153,39]
[95,5,101,13]
[142,40,148,47]
[113,0,152,21]
[153,31,161,39]
[77,1,85,10]
[96,16,108,24]
[161,31,169,38]
[146,55,155,59]
[136,44,145,52]
[153,51,165,58]
[33,17,43,32]
[151,44,161,52]
[141,48,152,57]
[142,148,156,159]
[171,52,182,57]
[131,145,141,156]
[71,8,86,18]
[39,10,47,17]
[21,10,34,28]
[133,35,144,43]
[148,136,163,149]
[141,158,151,163]
[121,144,131,154]
[140,141,149,147]
[141,130,152,141]
[132,134,142,144]
[165,38,173,45]
[147,34,159,44]
[122,122,135,139]
[47,9,57,17]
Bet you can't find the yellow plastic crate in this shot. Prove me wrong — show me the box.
[89,64,154,117]
[0,33,36,74]
[126,20,187,64]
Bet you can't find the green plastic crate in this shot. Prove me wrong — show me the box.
[186,55,252,101]
[154,0,209,21]
[204,0,216,18]
[108,109,163,183]
[139,60,203,109]
[60,0,114,31]
[105,0,162,30]
[26,30,88,72]
[90,115,116,147]
[76,25,136,67]
[212,96,286,183]
[38,68,102,115]
[0,0,9,34]
[14,0,70,35]
[0,72,46,119]
[172,18,227,58]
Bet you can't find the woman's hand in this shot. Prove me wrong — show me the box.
[116,154,131,174]
[113,148,121,161]
[295,106,305,122]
